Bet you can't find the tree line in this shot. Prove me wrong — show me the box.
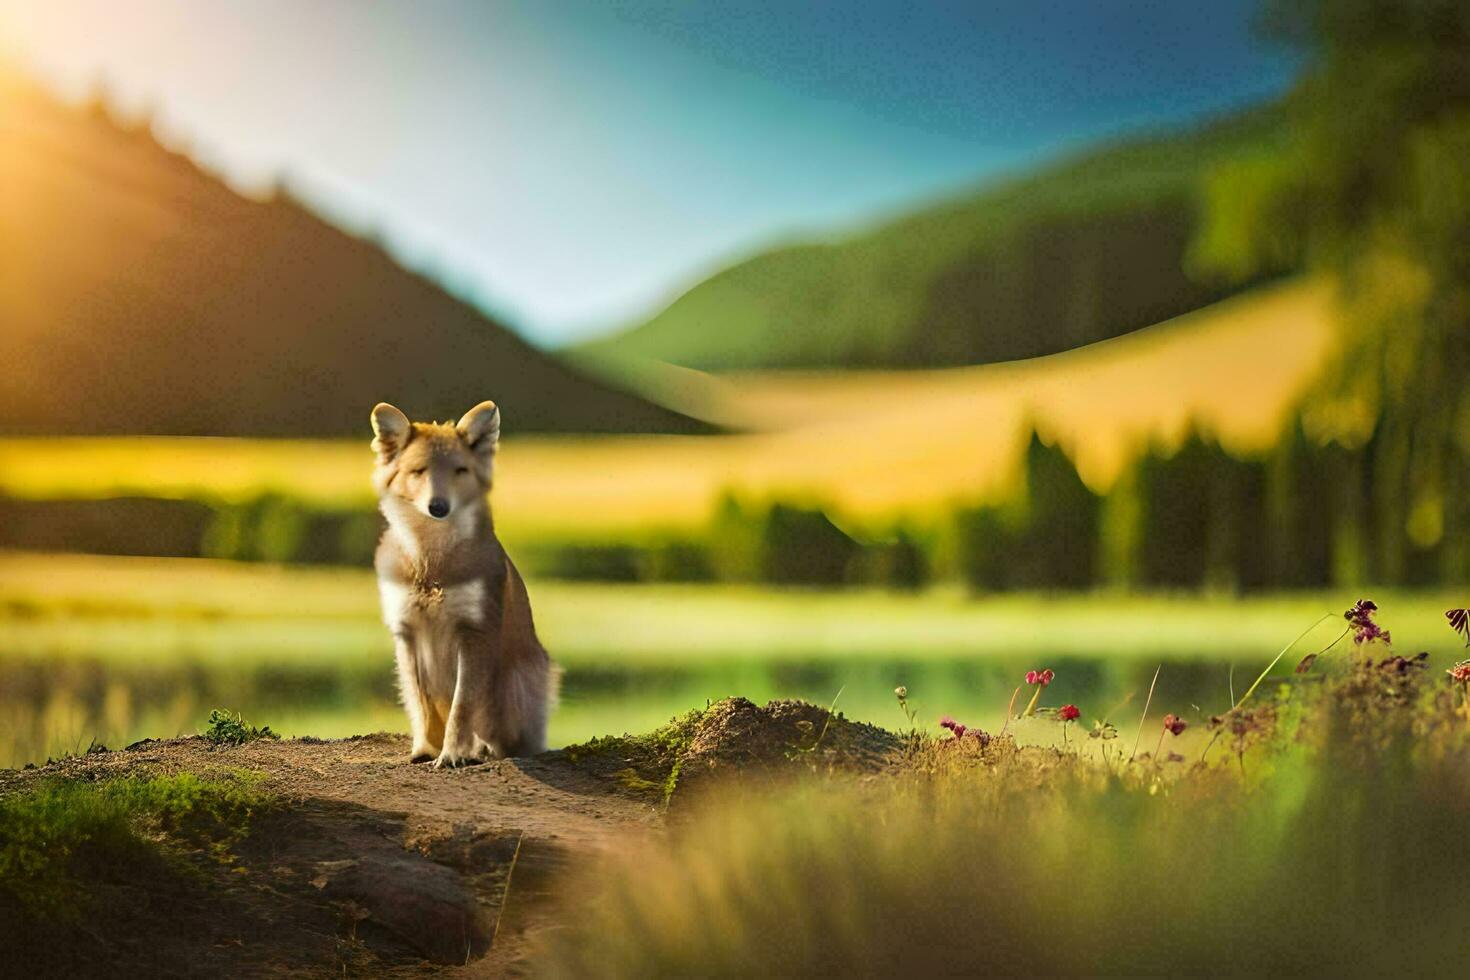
[0,412,1462,592]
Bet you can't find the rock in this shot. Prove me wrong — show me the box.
[316,853,494,964]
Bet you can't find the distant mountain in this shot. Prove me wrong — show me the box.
[578,107,1288,371]
[0,74,705,436]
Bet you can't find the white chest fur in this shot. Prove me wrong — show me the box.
[379,577,488,704]
[380,578,488,632]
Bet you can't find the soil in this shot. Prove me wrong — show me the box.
[0,698,900,977]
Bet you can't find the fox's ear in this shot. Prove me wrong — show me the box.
[456,400,500,464]
[371,403,411,463]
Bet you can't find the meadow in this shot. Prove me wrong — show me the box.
[545,653,1470,974]
[3,550,1466,771]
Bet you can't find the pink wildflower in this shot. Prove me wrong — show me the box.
[1345,599,1390,645]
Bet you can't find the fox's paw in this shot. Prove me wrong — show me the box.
[433,747,483,769]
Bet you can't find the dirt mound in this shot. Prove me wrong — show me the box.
[673,698,902,804]
[683,697,897,772]
[559,698,902,807]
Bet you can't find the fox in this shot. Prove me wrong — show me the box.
[370,399,554,766]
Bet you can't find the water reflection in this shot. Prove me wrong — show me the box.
[1,653,1250,769]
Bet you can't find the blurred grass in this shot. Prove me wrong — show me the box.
[4,551,1467,668]
[544,695,1470,975]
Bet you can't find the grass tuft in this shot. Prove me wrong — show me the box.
[202,708,280,746]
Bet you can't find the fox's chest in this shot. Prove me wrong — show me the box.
[379,578,489,636]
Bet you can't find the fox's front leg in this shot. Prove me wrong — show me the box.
[395,633,442,762]
[435,637,493,769]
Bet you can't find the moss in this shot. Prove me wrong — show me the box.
[647,707,706,755]
[563,706,706,804]
[0,770,273,919]
[565,706,705,763]
[611,768,666,796]
[662,758,683,804]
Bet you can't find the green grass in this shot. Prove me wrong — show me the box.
[0,770,272,918]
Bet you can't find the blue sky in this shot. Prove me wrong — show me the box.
[0,1,1297,344]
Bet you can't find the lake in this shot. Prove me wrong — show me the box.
[3,552,1464,768]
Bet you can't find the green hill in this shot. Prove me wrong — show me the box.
[0,73,704,437]
[579,106,1288,370]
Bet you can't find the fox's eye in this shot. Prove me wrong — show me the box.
[411,467,427,477]
[455,466,469,476]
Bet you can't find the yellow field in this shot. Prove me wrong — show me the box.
[0,279,1336,534]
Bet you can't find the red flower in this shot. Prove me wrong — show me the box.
[1162,713,1187,736]
[939,715,968,739]
[1058,704,1080,722]
[1448,660,1470,685]
[1026,668,1055,687]
[939,716,991,746]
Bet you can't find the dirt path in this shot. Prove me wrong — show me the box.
[2,733,664,977]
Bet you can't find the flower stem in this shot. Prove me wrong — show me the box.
[1022,685,1042,718]
[1129,665,1162,763]
[1237,613,1335,708]
[1296,627,1351,674]
[1201,612,1337,767]
[1199,729,1222,766]
[1000,687,1020,737]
